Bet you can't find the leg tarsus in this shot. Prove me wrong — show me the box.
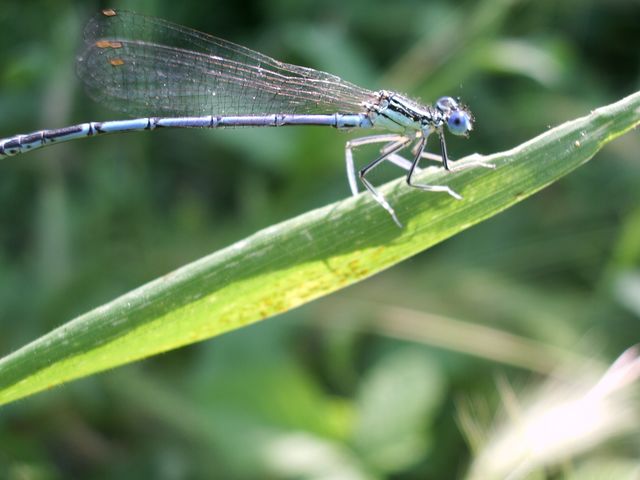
[407,181,463,200]
[447,159,496,172]
[360,174,403,227]
[406,134,463,200]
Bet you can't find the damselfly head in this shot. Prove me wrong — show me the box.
[436,96,459,113]
[436,96,473,137]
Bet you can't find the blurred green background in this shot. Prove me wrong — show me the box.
[1,0,640,478]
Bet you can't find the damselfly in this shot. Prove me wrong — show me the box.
[0,9,493,226]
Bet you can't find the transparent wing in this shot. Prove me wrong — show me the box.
[77,9,377,117]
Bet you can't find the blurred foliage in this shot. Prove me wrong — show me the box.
[0,0,639,478]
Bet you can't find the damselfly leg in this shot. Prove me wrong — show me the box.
[352,136,413,227]
[433,131,495,172]
[346,128,495,226]
[345,134,412,196]
[406,135,462,200]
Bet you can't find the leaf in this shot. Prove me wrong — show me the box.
[1,91,639,406]
[353,348,445,472]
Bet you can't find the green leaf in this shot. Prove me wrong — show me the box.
[353,348,445,473]
[1,91,639,406]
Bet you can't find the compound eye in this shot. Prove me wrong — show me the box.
[436,96,458,112]
[447,110,472,136]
